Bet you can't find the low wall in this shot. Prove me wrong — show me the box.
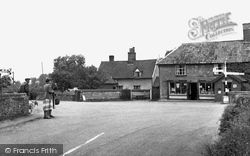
[80,89,150,101]
[0,93,29,121]
[228,91,250,104]
[80,89,122,101]
[131,90,150,100]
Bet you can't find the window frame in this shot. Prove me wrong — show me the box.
[199,82,215,95]
[169,82,187,95]
[175,65,187,76]
[134,69,142,78]
[117,85,123,89]
[133,85,141,90]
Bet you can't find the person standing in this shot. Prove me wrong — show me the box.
[43,77,55,119]
[18,78,30,97]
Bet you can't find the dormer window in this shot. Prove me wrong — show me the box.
[134,68,142,78]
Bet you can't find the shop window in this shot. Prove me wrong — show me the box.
[199,82,214,94]
[169,82,187,94]
[175,65,186,76]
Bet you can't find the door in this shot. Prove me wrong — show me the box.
[189,83,198,100]
[152,86,160,100]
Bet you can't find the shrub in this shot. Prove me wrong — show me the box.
[205,96,250,156]
[219,96,250,134]
[205,120,250,156]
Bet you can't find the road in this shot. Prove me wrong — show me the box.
[0,100,226,156]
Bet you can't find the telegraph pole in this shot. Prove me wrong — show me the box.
[41,62,44,75]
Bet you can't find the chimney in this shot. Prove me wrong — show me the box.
[243,23,250,42]
[109,55,114,62]
[128,47,136,63]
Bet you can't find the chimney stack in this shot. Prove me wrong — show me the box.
[243,23,250,42]
[128,47,136,63]
[109,55,114,62]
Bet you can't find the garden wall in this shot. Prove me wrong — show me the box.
[80,89,124,101]
[0,93,29,121]
[80,89,150,101]
[228,91,250,104]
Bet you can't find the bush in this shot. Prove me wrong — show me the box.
[219,96,250,134]
[205,95,250,156]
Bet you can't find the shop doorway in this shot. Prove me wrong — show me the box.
[189,83,198,100]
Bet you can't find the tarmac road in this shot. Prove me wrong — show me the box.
[0,100,226,156]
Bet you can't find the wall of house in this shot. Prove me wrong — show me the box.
[0,93,29,121]
[159,64,216,99]
[117,79,152,90]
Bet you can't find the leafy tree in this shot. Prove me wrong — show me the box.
[37,74,49,88]
[0,75,12,93]
[51,54,106,92]
[50,70,73,92]
[77,65,106,89]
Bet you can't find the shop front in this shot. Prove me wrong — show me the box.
[167,79,215,100]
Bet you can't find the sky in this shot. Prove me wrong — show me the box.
[0,0,249,82]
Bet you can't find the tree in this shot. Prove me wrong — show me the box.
[77,65,106,89]
[50,70,73,92]
[0,75,12,93]
[51,54,106,92]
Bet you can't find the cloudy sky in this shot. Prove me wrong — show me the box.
[0,0,249,82]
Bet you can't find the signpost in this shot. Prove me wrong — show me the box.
[213,62,244,103]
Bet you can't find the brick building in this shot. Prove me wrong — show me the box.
[157,23,250,101]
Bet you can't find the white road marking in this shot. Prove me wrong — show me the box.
[63,132,104,156]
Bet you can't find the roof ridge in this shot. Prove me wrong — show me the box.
[182,39,243,45]
[101,59,157,63]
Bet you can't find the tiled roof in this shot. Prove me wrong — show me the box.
[99,59,157,79]
[211,74,248,83]
[105,76,118,84]
[158,40,250,64]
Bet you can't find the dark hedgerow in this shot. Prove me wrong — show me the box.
[205,95,250,156]
[219,96,250,134]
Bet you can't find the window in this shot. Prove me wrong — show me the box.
[175,65,186,76]
[134,69,141,78]
[199,82,214,94]
[169,82,187,94]
[223,82,232,92]
[117,85,123,89]
[214,64,223,75]
[134,85,141,90]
